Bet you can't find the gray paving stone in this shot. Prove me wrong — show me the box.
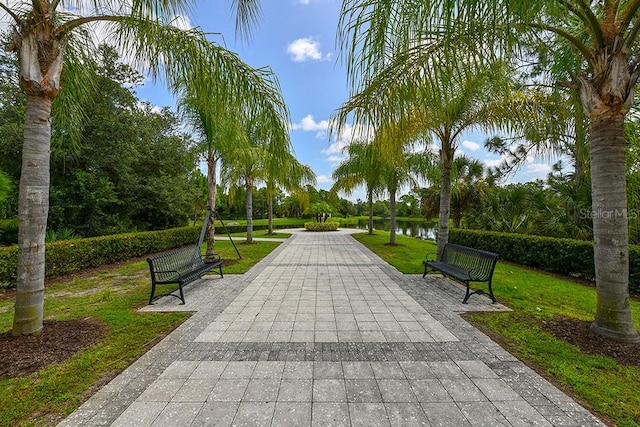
[110,401,166,427]
[385,402,431,427]
[313,379,347,402]
[345,379,382,403]
[232,401,275,427]
[56,230,605,427]
[272,401,312,426]
[421,402,471,427]
[349,402,391,427]
[277,379,313,402]
[312,402,350,427]
[208,379,249,401]
[150,402,202,426]
[410,379,452,403]
[172,379,216,402]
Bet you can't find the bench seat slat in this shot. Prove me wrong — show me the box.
[423,243,498,304]
[147,245,223,304]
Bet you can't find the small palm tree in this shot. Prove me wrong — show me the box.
[331,141,385,235]
[265,153,316,234]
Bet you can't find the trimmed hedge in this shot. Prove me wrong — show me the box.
[449,229,640,294]
[0,221,309,289]
[0,226,200,289]
[304,221,339,231]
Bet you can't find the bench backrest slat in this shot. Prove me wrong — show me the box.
[440,243,498,281]
[148,245,202,282]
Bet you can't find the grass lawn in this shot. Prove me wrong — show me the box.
[0,239,281,427]
[353,231,640,427]
[227,229,292,239]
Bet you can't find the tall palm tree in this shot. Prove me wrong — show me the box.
[331,141,385,235]
[221,114,291,243]
[1,0,273,336]
[177,70,291,258]
[338,0,640,343]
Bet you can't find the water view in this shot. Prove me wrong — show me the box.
[350,219,437,240]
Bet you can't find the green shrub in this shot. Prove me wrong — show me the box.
[449,229,640,294]
[304,221,339,231]
[0,226,200,289]
[0,218,18,245]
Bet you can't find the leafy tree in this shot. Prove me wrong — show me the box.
[397,193,421,218]
[337,0,640,342]
[2,0,271,336]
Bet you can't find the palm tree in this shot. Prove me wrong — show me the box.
[265,153,316,234]
[375,136,435,244]
[221,114,291,243]
[2,0,273,336]
[423,156,493,229]
[338,0,640,343]
[333,60,526,258]
[331,141,385,235]
[221,144,267,244]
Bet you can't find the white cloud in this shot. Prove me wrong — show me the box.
[317,174,333,184]
[170,15,193,30]
[524,163,552,177]
[327,155,345,167]
[482,156,506,168]
[286,37,332,62]
[461,140,480,151]
[292,114,329,133]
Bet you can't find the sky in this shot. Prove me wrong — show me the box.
[1,0,559,200]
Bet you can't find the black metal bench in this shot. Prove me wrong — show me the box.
[147,245,223,305]
[423,243,499,304]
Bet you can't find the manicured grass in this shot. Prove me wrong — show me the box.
[352,231,640,427]
[0,239,280,427]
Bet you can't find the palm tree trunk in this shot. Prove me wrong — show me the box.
[389,186,397,245]
[589,111,639,342]
[267,196,274,234]
[246,177,254,243]
[367,190,374,235]
[437,143,453,260]
[13,95,52,336]
[267,182,274,235]
[205,155,217,260]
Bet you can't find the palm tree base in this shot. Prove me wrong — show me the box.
[590,321,640,343]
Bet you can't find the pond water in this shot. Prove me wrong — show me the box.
[350,219,437,240]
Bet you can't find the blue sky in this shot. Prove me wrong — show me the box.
[134,1,557,198]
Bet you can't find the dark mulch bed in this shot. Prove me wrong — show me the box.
[541,317,640,366]
[0,318,106,380]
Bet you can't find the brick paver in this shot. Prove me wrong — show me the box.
[57,229,604,426]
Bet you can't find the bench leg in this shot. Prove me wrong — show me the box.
[149,282,157,305]
[462,282,497,304]
[218,264,223,278]
[487,280,496,303]
[462,282,472,304]
[178,283,186,305]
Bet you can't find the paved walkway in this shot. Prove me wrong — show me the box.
[58,229,603,426]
